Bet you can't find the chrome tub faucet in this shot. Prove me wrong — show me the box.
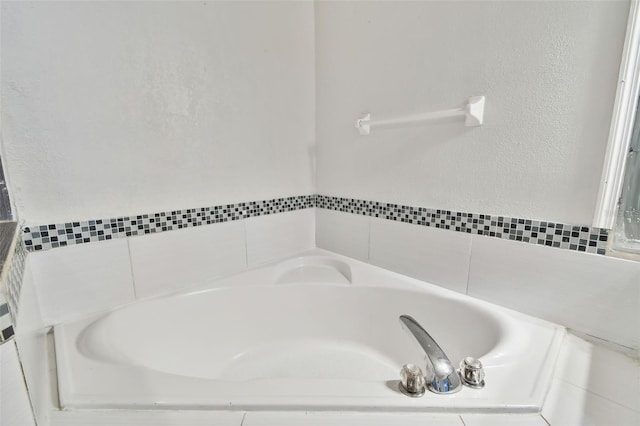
[399,315,462,395]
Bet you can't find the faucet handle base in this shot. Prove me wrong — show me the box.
[428,373,463,394]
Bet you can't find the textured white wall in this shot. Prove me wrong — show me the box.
[315,1,628,225]
[1,1,315,225]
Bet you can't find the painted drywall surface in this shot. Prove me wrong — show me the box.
[1,1,315,225]
[315,1,628,226]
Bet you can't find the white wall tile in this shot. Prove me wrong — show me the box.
[129,221,247,299]
[245,209,315,267]
[316,208,370,261]
[0,341,36,426]
[29,239,135,324]
[467,236,640,349]
[369,218,472,293]
[542,378,639,426]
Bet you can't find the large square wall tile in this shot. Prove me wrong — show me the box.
[129,221,247,299]
[467,236,640,349]
[29,239,135,324]
[369,218,472,294]
[245,209,315,267]
[316,208,370,261]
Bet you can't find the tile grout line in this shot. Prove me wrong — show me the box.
[366,216,371,262]
[243,221,249,270]
[125,238,138,300]
[465,236,473,295]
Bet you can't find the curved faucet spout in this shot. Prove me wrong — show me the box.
[399,315,462,394]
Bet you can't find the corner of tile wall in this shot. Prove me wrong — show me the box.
[368,217,472,294]
[245,208,316,267]
[316,208,370,262]
[0,231,27,344]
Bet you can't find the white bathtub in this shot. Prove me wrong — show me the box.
[53,250,564,413]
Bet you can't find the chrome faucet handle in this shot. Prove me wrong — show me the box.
[459,356,485,388]
[399,364,426,397]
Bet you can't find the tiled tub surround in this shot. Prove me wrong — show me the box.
[9,194,636,336]
[23,195,315,252]
[9,193,630,341]
[28,208,316,325]
[315,195,610,256]
[22,195,610,256]
[316,208,640,351]
[7,210,640,425]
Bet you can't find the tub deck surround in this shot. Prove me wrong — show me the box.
[53,250,564,413]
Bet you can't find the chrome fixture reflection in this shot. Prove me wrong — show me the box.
[459,356,485,388]
[399,364,426,397]
[399,315,462,394]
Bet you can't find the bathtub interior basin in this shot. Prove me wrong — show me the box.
[53,250,564,412]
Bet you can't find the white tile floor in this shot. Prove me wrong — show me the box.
[541,333,640,426]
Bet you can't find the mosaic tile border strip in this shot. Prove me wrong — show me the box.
[0,294,12,343]
[23,195,315,252]
[0,238,26,344]
[22,193,609,255]
[6,238,27,322]
[316,195,609,255]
